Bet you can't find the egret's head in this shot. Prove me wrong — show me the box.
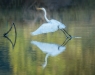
[36,7,45,11]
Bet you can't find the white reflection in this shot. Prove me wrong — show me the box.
[72,36,82,38]
[31,41,66,68]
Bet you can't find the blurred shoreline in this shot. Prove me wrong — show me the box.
[0,0,95,10]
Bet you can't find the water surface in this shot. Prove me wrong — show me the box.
[0,9,95,75]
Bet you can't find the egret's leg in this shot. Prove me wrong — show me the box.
[58,37,71,50]
[63,29,71,37]
[61,29,72,39]
[61,37,71,46]
[61,29,67,38]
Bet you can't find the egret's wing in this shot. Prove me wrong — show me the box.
[31,23,58,35]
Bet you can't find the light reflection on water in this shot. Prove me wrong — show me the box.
[31,38,70,68]
[0,9,95,75]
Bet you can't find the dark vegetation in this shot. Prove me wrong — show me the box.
[0,0,95,10]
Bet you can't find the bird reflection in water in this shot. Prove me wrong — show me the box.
[3,23,17,48]
[31,38,71,68]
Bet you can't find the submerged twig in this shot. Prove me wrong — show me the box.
[3,23,13,36]
[13,23,17,48]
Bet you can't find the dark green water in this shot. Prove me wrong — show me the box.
[0,9,95,75]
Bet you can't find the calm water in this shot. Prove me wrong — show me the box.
[0,9,95,75]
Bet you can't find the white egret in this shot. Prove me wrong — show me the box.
[31,7,71,38]
[31,41,66,68]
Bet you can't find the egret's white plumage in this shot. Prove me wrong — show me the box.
[31,8,67,36]
[31,41,66,68]
[32,19,66,35]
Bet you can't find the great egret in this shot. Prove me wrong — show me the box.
[31,7,71,38]
[31,41,67,68]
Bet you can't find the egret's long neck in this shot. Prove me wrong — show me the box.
[43,9,49,22]
[42,54,49,68]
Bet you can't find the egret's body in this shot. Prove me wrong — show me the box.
[32,19,65,35]
[31,8,71,38]
[31,41,66,68]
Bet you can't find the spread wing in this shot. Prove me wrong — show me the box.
[31,22,58,35]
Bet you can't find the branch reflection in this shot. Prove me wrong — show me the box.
[3,23,17,48]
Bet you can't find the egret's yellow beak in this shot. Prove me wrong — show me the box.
[36,8,42,10]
